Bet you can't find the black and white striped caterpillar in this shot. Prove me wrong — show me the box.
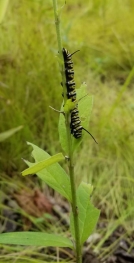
[62,48,97,143]
[62,48,79,102]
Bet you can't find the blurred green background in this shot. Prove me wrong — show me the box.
[0,0,134,262]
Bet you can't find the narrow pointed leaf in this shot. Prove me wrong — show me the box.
[0,0,9,23]
[70,182,100,245]
[22,153,64,176]
[0,126,23,142]
[0,232,73,248]
[23,143,71,202]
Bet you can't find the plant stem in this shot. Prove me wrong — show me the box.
[52,0,62,56]
[52,0,67,102]
[66,116,82,263]
[52,1,82,262]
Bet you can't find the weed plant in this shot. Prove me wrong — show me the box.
[0,0,134,262]
[0,1,100,262]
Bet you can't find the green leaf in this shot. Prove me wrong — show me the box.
[0,0,9,23]
[0,232,73,248]
[23,143,71,202]
[76,82,93,133]
[22,153,65,176]
[64,99,76,113]
[70,182,100,245]
[58,83,93,153]
[0,126,23,142]
[72,85,93,150]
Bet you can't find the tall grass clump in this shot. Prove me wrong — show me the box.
[0,0,134,262]
[0,0,100,262]
[0,0,62,170]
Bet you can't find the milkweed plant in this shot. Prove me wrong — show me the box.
[0,1,100,263]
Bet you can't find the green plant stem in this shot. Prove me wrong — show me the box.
[52,1,82,262]
[52,0,67,102]
[52,0,62,56]
[66,114,82,263]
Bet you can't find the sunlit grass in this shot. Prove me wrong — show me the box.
[0,243,71,263]
[0,0,134,261]
[63,0,134,76]
[74,76,134,250]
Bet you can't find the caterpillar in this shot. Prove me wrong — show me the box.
[70,105,97,143]
[62,48,79,102]
[62,48,97,143]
